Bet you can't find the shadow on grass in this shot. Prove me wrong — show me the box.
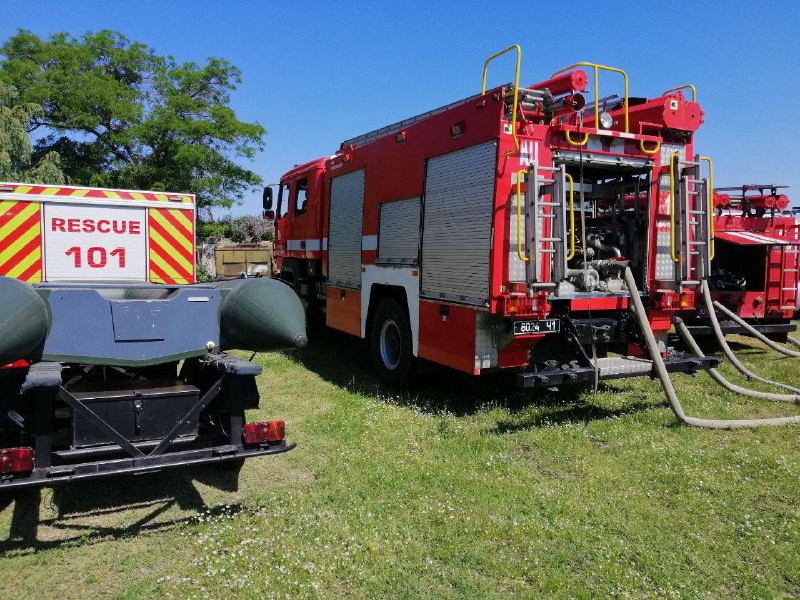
[291,329,657,421]
[0,461,243,555]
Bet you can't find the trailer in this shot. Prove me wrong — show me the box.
[0,182,308,489]
[683,184,799,340]
[267,48,723,389]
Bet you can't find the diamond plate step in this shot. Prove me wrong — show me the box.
[595,357,653,379]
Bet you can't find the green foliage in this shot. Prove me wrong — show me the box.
[195,262,212,283]
[196,218,232,241]
[0,83,64,183]
[0,29,265,211]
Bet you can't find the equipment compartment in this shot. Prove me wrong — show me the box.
[69,382,200,448]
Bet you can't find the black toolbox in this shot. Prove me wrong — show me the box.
[68,382,201,448]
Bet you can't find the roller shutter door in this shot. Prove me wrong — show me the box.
[328,169,365,288]
[421,141,497,304]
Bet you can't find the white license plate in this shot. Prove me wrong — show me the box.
[513,319,560,336]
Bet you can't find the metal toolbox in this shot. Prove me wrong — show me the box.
[69,382,200,448]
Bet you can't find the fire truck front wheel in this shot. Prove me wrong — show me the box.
[370,298,415,386]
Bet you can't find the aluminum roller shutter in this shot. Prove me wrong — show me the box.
[378,197,421,264]
[421,141,497,305]
[328,169,365,288]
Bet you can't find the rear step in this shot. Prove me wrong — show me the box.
[517,355,719,389]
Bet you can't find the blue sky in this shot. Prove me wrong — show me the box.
[3,0,799,216]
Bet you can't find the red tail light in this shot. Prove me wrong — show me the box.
[242,420,285,445]
[0,448,34,474]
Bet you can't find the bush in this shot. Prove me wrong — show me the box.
[196,262,212,283]
[230,215,273,243]
[197,219,231,240]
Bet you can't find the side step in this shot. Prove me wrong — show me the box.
[517,355,720,389]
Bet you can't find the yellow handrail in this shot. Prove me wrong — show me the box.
[670,152,680,262]
[564,173,575,260]
[565,130,589,146]
[640,139,661,155]
[552,62,629,132]
[662,84,697,103]
[482,45,522,157]
[700,156,714,260]
[515,170,529,263]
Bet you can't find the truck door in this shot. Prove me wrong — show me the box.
[275,182,291,257]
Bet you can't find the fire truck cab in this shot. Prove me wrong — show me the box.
[269,51,719,387]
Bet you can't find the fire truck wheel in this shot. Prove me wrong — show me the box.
[370,298,415,386]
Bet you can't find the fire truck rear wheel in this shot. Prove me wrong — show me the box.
[370,298,415,386]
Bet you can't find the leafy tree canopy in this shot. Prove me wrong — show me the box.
[0,83,64,183]
[0,29,265,213]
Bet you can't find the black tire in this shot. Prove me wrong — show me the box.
[370,297,415,386]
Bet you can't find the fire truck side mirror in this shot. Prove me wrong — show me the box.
[263,186,274,210]
[263,209,275,220]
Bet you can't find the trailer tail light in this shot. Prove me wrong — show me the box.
[0,448,34,474]
[242,420,285,445]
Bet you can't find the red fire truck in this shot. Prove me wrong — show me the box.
[684,184,799,339]
[267,48,720,387]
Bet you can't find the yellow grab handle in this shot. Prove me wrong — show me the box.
[662,84,697,103]
[640,138,661,155]
[670,152,680,262]
[516,170,530,263]
[482,45,522,157]
[552,62,629,132]
[565,130,589,146]
[565,173,575,260]
[700,156,714,260]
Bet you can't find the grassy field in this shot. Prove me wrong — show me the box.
[1,329,800,599]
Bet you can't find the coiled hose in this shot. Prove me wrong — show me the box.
[624,268,800,428]
[700,280,800,394]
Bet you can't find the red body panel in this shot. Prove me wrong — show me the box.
[418,301,476,374]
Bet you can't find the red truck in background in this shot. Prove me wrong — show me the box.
[684,184,799,340]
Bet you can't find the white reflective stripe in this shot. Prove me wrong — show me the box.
[286,238,324,251]
[362,235,378,250]
[727,231,788,245]
[618,132,635,139]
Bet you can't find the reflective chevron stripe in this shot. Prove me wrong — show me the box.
[148,208,195,284]
[0,201,43,282]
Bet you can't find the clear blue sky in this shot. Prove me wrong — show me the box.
[3,0,799,215]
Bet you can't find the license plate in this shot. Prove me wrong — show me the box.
[513,319,560,336]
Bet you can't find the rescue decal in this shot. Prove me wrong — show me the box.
[0,200,43,282]
[44,203,147,281]
[148,207,195,284]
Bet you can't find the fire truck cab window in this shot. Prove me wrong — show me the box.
[295,178,308,215]
[277,183,290,218]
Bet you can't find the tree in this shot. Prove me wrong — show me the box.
[0,83,64,184]
[0,29,265,213]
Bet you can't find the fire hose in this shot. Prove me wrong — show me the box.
[710,300,800,358]
[674,318,800,404]
[699,279,800,394]
[625,268,800,428]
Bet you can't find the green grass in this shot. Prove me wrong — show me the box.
[2,329,800,599]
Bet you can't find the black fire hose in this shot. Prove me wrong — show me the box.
[700,280,800,394]
[625,268,800,428]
